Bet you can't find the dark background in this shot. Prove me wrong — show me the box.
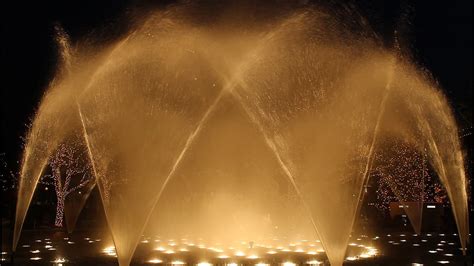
[1,0,472,224]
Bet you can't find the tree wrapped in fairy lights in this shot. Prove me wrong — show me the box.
[43,137,93,227]
[372,141,448,213]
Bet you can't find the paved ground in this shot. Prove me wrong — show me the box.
[1,230,471,265]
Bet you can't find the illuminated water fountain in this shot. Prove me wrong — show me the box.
[13,2,468,266]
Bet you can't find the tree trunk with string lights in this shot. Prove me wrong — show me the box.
[48,139,92,227]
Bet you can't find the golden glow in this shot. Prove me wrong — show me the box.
[102,246,117,257]
[155,246,166,251]
[208,247,224,253]
[247,254,259,259]
[12,2,469,266]
[234,251,245,257]
[52,257,67,263]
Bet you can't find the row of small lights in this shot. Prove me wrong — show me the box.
[4,235,374,264]
[144,261,323,265]
[14,233,465,265]
[101,245,376,265]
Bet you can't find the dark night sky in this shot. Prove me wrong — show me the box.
[1,0,472,178]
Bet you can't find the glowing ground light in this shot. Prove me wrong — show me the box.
[102,246,117,256]
[437,261,450,264]
[282,262,296,266]
[364,247,378,256]
[30,257,42,260]
[30,250,40,254]
[197,262,212,266]
[209,247,224,253]
[171,260,186,265]
[148,258,163,264]
[346,256,358,261]
[52,257,67,263]
[235,251,245,257]
[306,260,322,265]
[247,254,259,259]
[256,263,269,266]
